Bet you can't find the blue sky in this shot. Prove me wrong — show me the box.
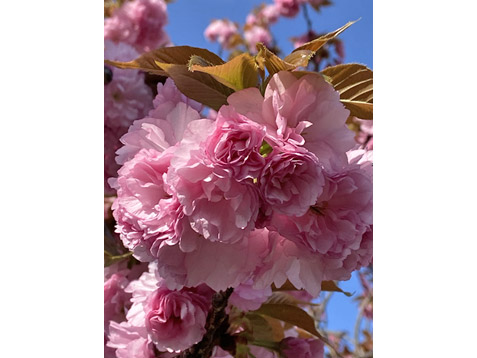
[165,0,373,68]
[165,0,373,342]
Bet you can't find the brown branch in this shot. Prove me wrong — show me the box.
[302,4,313,33]
[175,288,234,358]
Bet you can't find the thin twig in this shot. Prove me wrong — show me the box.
[302,4,313,33]
[318,330,346,358]
[353,295,371,357]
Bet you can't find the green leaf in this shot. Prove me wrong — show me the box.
[189,53,259,91]
[321,280,353,297]
[321,63,373,119]
[255,304,323,339]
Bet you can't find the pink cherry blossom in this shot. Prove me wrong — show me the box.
[269,153,372,281]
[104,273,130,330]
[145,286,212,352]
[155,229,271,292]
[244,25,273,52]
[116,79,201,166]
[246,13,258,26]
[116,78,201,165]
[250,346,279,357]
[104,40,153,194]
[152,78,203,115]
[112,147,187,262]
[123,263,213,353]
[204,19,239,49]
[104,269,132,358]
[326,226,373,281]
[107,321,155,358]
[259,148,325,217]
[229,279,272,311]
[227,71,355,171]
[280,337,324,358]
[205,105,266,181]
[352,118,373,149]
[251,229,325,296]
[104,0,170,53]
[207,109,218,120]
[261,4,281,24]
[169,119,260,245]
[274,0,301,18]
[247,5,280,27]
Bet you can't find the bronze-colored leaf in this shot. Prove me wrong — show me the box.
[243,313,275,342]
[340,100,373,120]
[255,304,323,339]
[289,70,330,82]
[289,20,357,54]
[188,55,215,68]
[105,45,224,76]
[261,316,285,341]
[255,43,295,76]
[321,63,372,93]
[265,292,320,306]
[321,281,353,297]
[321,63,373,119]
[155,62,232,111]
[265,292,300,305]
[189,53,259,91]
[272,280,299,291]
[277,21,355,69]
[282,49,315,67]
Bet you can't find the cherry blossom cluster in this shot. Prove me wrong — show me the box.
[104,0,170,53]
[104,262,326,358]
[104,0,171,194]
[204,0,332,56]
[105,70,372,356]
[104,40,153,194]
